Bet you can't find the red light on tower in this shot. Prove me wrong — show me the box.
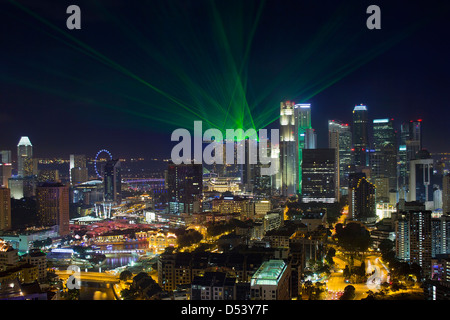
[418,119,422,122]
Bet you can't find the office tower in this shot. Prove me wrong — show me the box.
[304,128,317,149]
[328,120,353,196]
[279,101,313,196]
[0,163,12,188]
[352,105,369,167]
[70,154,88,185]
[443,175,450,214]
[295,103,313,196]
[398,123,409,195]
[104,159,122,204]
[280,101,298,196]
[409,150,434,204]
[17,136,33,177]
[348,176,376,221]
[0,151,12,164]
[406,120,422,161]
[36,183,70,236]
[0,188,11,231]
[167,162,203,214]
[372,118,397,192]
[301,148,336,203]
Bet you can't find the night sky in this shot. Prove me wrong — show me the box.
[1,0,450,160]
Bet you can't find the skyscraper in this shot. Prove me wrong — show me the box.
[0,188,11,231]
[443,175,450,214]
[17,136,33,177]
[301,148,336,203]
[279,101,313,196]
[280,101,297,196]
[0,150,12,164]
[406,120,422,161]
[328,120,353,196]
[409,150,434,205]
[167,162,203,214]
[70,154,88,185]
[372,118,397,192]
[36,183,70,236]
[352,105,369,167]
[348,176,376,221]
[0,163,12,188]
[395,210,432,277]
[104,159,122,204]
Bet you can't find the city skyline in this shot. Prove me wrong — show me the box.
[1,0,450,159]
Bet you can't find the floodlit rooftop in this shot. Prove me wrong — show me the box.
[17,136,32,147]
[250,260,287,286]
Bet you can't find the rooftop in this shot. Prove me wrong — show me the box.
[250,260,287,286]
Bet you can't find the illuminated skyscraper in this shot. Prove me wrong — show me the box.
[396,210,432,279]
[17,136,33,177]
[409,150,434,205]
[280,101,297,196]
[167,162,203,214]
[301,148,337,203]
[279,101,312,196]
[348,176,376,221]
[104,159,122,204]
[406,120,422,161]
[352,105,369,167]
[372,118,397,192]
[70,154,88,185]
[328,120,353,196]
[36,183,70,236]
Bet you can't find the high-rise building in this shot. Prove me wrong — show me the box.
[279,101,313,196]
[280,101,298,197]
[442,175,450,214]
[352,105,369,167]
[0,188,11,231]
[167,162,203,214]
[70,154,88,185]
[36,183,70,236]
[301,148,337,203]
[0,163,12,188]
[409,150,434,204]
[348,176,376,221]
[103,159,122,204]
[431,213,450,257]
[372,118,397,192]
[0,151,12,164]
[328,120,353,196]
[406,120,422,162]
[17,136,33,177]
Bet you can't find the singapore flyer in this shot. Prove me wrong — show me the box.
[94,149,112,178]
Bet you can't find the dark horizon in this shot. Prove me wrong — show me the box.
[1,0,450,159]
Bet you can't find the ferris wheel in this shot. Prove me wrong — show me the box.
[94,149,112,178]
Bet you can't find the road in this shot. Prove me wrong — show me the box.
[326,253,390,300]
[56,270,120,300]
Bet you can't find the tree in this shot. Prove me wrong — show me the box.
[120,270,133,282]
[339,285,356,300]
[325,247,336,265]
